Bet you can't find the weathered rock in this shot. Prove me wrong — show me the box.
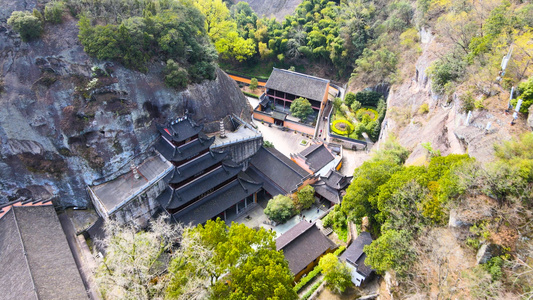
[0,10,250,207]
[476,243,502,265]
[448,209,473,228]
[527,105,533,130]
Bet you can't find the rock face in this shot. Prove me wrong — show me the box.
[379,27,527,164]
[0,4,251,206]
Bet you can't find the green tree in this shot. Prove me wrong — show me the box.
[290,97,314,120]
[249,77,258,91]
[44,1,64,24]
[295,185,315,211]
[364,229,415,276]
[167,219,297,300]
[319,253,352,294]
[165,60,189,89]
[264,194,296,223]
[351,100,362,112]
[7,11,43,42]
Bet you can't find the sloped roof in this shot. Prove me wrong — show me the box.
[313,182,340,204]
[157,164,242,210]
[156,116,203,142]
[171,178,262,226]
[341,232,373,267]
[299,144,334,172]
[322,169,352,190]
[276,221,337,275]
[164,151,228,184]
[0,202,87,299]
[155,135,214,162]
[249,146,308,194]
[266,68,329,102]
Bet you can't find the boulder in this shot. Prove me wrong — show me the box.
[476,243,502,264]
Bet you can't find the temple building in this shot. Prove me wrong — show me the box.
[276,220,337,282]
[263,68,330,111]
[246,146,318,198]
[312,169,353,207]
[155,117,262,226]
[290,142,341,176]
[0,200,88,299]
[340,232,375,286]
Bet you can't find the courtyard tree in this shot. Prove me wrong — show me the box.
[264,194,296,223]
[94,216,183,300]
[319,253,352,294]
[167,219,297,299]
[290,97,314,120]
[249,77,258,91]
[7,10,43,42]
[295,185,316,211]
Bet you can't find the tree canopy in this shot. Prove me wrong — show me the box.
[264,194,296,223]
[7,11,43,42]
[290,97,314,120]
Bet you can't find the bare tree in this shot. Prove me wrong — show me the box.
[93,216,184,300]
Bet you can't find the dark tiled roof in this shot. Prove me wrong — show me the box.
[299,144,334,172]
[355,253,373,277]
[249,147,308,194]
[276,221,337,275]
[266,68,329,102]
[164,151,228,184]
[341,232,373,267]
[171,178,262,226]
[313,182,340,204]
[0,204,87,299]
[271,111,287,121]
[155,135,214,162]
[322,169,352,190]
[156,117,203,142]
[245,166,285,197]
[157,164,242,210]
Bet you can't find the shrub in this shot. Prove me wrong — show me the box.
[243,91,259,98]
[249,77,258,90]
[8,11,43,42]
[418,103,429,114]
[45,1,65,24]
[350,100,362,112]
[512,75,533,113]
[319,253,352,294]
[331,120,354,136]
[264,194,296,223]
[429,53,466,94]
[345,92,357,107]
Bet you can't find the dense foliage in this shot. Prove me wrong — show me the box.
[264,194,296,223]
[75,1,217,86]
[167,219,297,299]
[290,97,314,120]
[319,253,352,294]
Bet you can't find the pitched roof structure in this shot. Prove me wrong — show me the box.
[0,201,87,299]
[156,116,203,142]
[266,68,330,102]
[164,151,228,185]
[171,178,262,226]
[157,164,243,210]
[312,182,341,204]
[322,169,352,190]
[341,232,374,277]
[248,146,309,195]
[276,221,337,276]
[155,134,214,162]
[297,144,334,172]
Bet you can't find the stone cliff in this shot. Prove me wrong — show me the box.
[0,3,251,206]
[379,27,529,164]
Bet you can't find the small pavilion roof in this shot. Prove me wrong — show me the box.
[298,144,334,172]
[156,116,203,143]
[312,182,340,204]
[322,169,352,190]
[266,68,329,102]
[341,232,373,267]
[155,135,215,162]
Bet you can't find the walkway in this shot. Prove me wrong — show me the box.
[228,74,267,86]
